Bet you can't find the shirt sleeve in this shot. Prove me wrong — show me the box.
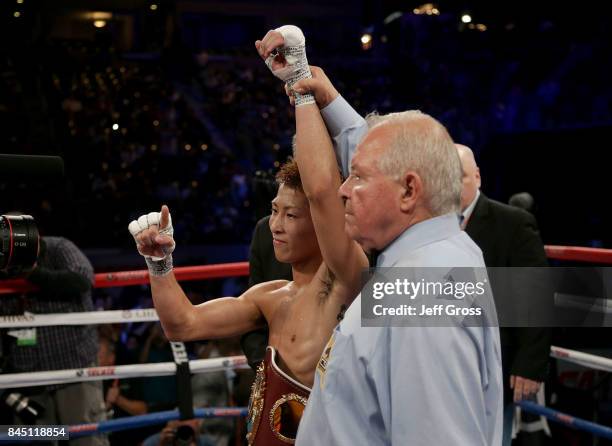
[320,96,368,178]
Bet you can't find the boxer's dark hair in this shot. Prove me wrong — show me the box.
[276,158,303,192]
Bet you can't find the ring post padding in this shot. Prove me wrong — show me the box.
[170,341,194,420]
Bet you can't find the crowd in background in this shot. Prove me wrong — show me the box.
[2,12,611,250]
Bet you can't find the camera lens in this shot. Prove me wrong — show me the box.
[0,215,39,275]
[174,425,196,446]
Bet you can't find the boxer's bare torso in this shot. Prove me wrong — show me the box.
[247,264,349,387]
[145,182,366,391]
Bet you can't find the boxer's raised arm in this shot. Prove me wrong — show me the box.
[256,25,367,292]
[294,103,368,292]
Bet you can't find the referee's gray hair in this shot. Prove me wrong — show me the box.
[365,110,462,216]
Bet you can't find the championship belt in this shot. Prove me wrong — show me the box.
[247,346,311,445]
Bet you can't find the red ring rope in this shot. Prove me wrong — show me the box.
[0,262,249,295]
[544,246,612,263]
[1,245,611,296]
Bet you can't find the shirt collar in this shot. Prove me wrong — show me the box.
[462,189,480,222]
[377,213,462,266]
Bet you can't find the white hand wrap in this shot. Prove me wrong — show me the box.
[266,25,315,106]
[128,211,175,276]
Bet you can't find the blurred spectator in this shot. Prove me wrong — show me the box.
[98,325,150,446]
[3,19,612,250]
[139,323,177,411]
[142,418,215,446]
[1,235,108,446]
[509,191,536,214]
[192,341,233,446]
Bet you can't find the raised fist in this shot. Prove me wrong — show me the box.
[128,205,175,262]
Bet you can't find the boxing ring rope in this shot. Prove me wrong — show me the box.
[66,408,249,438]
[0,261,250,295]
[545,245,612,264]
[0,356,249,389]
[1,245,612,440]
[0,308,160,328]
[0,408,249,441]
[551,346,612,374]
[518,401,612,440]
[1,312,611,378]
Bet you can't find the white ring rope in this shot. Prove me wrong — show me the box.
[0,308,159,328]
[0,355,248,389]
[2,311,610,385]
[551,346,612,373]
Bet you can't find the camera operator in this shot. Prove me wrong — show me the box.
[1,225,108,446]
[142,419,216,446]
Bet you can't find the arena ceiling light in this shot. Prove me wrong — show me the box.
[413,3,440,16]
[461,14,472,23]
[88,12,112,20]
[361,33,373,50]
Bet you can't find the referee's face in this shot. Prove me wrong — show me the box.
[339,126,403,252]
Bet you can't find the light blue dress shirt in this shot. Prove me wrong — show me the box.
[295,98,503,445]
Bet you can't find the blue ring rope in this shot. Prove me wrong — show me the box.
[67,406,248,438]
[519,401,612,440]
[4,402,611,441]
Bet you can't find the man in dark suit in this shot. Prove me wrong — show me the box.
[457,144,550,445]
[240,215,292,370]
